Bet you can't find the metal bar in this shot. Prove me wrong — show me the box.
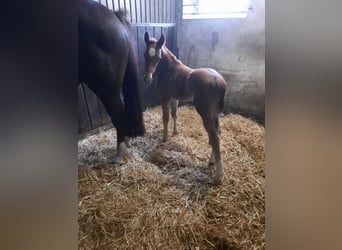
[174,0,177,23]
[132,23,176,27]
[171,0,174,22]
[183,11,247,15]
[154,0,156,23]
[161,0,164,22]
[105,0,108,8]
[123,0,127,12]
[168,0,171,23]
[149,0,152,23]
[170,1,175,22]
[183,4,199,7]
[139,0,143,23]
[129,0,133,22]
[144,0,147,23]
[111,0,115,10]
[174,1,179,57]
[170,0,173,23]
[164,1,169,23]
[134,0,138,23]
[157,0,159,23]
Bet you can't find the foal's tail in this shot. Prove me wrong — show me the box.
[217,80,226,114]
[218,92,225,113]
[121,19,146,137]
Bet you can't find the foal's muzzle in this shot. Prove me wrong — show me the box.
[143,73,153,83]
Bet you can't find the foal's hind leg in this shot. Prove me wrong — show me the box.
[161,97,171,142]
[100,91,128,164]
[194,96,223,184]
[171,99,179,135]
[209,115,221,164]
[208,150,215,166]
[207,120,223,184]
[196,109,223,184]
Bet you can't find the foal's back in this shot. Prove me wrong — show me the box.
[188,68,227,109]
[190,68,226,91]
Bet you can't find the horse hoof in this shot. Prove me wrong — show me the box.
[209,176,223,185]
[208,161,215,166]
[125,138,131,148]
[112,156,125,165]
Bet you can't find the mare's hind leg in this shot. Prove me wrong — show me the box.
[114,131,127,164]
[112,104,129,164]
[125,136,131,148]
[161,97,171,142]
[171,99,179,135]
[100,91,127,164]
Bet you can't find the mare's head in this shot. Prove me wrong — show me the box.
[143,32,165,83]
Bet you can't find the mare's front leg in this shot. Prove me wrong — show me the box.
[161,97,171,142]
[113,130,127,164]
[171,99,179,135]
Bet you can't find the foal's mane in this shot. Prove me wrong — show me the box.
[162,46,181,66]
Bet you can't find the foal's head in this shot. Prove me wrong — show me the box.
[143,32,165,83]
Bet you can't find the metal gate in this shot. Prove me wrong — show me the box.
[78,0,180,135]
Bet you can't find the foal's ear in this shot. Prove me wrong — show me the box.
[157,33,165,49]
[144,32,149,44]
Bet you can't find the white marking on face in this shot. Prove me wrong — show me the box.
[148,48,156,57]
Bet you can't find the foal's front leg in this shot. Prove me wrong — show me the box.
[161,98,171,142]
[170,99,179,135]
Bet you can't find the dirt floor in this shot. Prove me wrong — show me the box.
[78,105,265,249]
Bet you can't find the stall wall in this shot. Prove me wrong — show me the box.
[177,0,265,123]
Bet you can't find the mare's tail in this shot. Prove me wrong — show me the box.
[120,15,145,137]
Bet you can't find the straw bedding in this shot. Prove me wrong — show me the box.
[78,105,265,249]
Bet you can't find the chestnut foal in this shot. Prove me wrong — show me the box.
[143,32,227,184]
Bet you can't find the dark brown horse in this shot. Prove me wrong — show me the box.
[79,0,145,163]
[143,32,227,184]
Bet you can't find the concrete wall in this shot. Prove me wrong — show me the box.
[176,0,265,123]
